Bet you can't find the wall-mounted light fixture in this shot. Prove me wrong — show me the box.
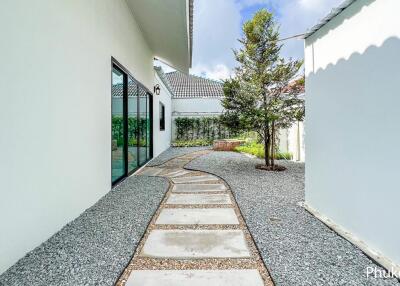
[154,84,160,95]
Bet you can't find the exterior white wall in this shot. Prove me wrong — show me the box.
[172,97,224,116]
[0,0,154,273]
[153,72,173,157]
[305,0,400,268]
[278,129,289,153]
[278,122,305,162]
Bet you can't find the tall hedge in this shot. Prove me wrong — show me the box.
[174,116,237,141]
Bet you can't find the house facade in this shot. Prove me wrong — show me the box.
[305,0,400,274]
[0,0,193,274]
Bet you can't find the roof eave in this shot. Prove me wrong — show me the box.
[304,0,357,40]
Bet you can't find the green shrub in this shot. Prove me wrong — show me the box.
[174,116,237,141]
[112,115,149,147]
[234,142,292,160]
[274,152,293,160]
[172,139,212,147]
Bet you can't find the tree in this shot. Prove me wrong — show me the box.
[221,9,303,170]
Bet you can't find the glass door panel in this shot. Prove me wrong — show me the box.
[111,67,125,183]
[128,77,138,172]
[111,59,153,185]
[139,86,147,165]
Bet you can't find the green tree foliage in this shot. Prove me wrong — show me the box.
[112,116,147,147]
[221,9,304,169]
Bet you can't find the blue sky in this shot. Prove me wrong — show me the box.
[160,0,344,80]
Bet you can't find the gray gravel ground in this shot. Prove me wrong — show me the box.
[186,151,399,286]
[0,176,169,286]
[147,146,211,167]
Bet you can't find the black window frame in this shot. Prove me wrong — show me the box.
[111,57,153,186]
[159,102,165,131]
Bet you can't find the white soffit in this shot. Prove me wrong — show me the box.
[126,0,193,73]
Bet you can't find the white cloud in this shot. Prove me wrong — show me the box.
[190,0,241,76]
[188,0,345,78]
[237,0,270,9]
[277,0,345,59]
[191,64,233,81]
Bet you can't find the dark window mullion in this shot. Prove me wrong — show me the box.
[123,73,129,177]
[136,85,140,165]
[149,93,153,159]
[145,95,148,160]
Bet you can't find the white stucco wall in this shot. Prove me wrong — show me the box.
[0,0,154,273]
[172,97,224,116]
[153,72,173,157]
[305,0,400,268]
[278,122,305,162]
[287,121,305,162]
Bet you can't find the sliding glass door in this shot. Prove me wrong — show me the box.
[128,77,138,173]
[111,66,126,183]
[111,60,152,185]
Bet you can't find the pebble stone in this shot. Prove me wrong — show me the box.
[0,176,169,286]
[186,151,400,286]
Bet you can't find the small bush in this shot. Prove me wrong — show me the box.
[172,139,212,147]
[274,152,293,160]
[234,142,292,160]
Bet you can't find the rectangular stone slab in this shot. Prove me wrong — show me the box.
[155,208,239,225]
[139,168,163,176]
[166,193,231,205]
[172,183,227,193]
[172,175,219,184]
[162,169,192,178]
[125,269,264,286]
[140,230,251,258]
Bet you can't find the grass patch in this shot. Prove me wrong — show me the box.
[234,142,293,160]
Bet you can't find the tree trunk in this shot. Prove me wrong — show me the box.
[264,125,270,166]
[271,120,275,169]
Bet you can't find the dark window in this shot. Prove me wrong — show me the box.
[159,102,165,131]
[111,58,153,186]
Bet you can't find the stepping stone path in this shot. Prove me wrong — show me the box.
[117,150,273,286]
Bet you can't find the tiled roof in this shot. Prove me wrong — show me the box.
[282,77,305,95]
[112,81,147,97]
[165,71,224,98]
[154,66,175,96]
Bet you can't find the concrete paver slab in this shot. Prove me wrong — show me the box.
[172,175,219,184]
[172,183,227,193]
[155,208,239,225]
[166,193,231,205]
[140,230,251,258]
[125,269,264,286]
